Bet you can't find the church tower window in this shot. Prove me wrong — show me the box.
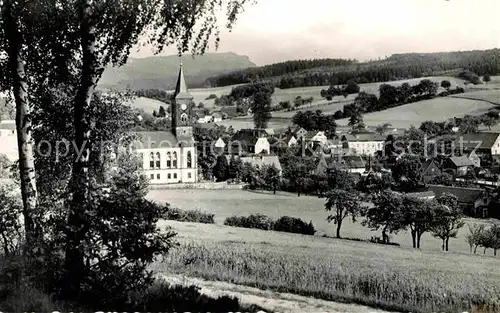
[149,152,154,169]
[187,151,192,168]
[167,152,171,168]
[155,152,161,169]
[173,152,178,168]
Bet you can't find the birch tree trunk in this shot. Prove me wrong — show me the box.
[64,0,99,298]
[2,0,39,250]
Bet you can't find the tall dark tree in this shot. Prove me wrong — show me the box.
[250,90,272,129]
[213,155,229,182]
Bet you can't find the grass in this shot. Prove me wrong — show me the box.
[153,221,500,313]
[335,96,496,128]
[147,189,496,254]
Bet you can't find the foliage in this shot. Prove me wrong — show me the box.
[250,89,272,129]
[440,80,451,90]
[135,89,172,103]
[325,189,363,238]
[291,110,337,137]
[362,190,406,243]
[458,70,482,85]
[223,214,274,230]
[0,181,23,255]
[272,216,316,235]
[213,155,229,182]
[162,206,215,224]
[483,74,491,82]
[205,94,218,100]
[465,223,486,254]
[478,223,500,256]
[431,193,465,251]
[402,196,438,249]
[391,154,423,191]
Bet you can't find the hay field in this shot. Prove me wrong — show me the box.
[149,188,500,313]
[335,97,496,128]
[147,189,495,254]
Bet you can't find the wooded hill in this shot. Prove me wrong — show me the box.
[204,49,500,89]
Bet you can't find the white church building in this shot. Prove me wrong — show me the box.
[131,62,198,184]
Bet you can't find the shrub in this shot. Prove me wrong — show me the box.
[205,94,217,100]
[272,216,316,235]
[224,214,274,230]
[163,207,215,224]
[438,91,449,97]
[326,95,333,101]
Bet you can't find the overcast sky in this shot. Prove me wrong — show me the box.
[130,0,500,66]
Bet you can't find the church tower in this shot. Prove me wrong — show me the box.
[172,60,194,138]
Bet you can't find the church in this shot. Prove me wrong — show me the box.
[132,62,198,184]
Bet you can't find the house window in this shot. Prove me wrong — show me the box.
[173,173,177,179]
[188,173,192,179]
[187,151,192,168]
[150,174,154,180]
[155,152,161,169]
[157,174,160,180]
[149,152,154,169]
[168,173,171,179]
[173,152,178,168]
[167,152,171,168]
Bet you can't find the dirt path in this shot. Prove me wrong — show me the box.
[160,274,394,313]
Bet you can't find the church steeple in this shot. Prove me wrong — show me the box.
[172,58,193,138]
[174,58,191,99]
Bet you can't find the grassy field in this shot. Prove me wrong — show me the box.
[147,189,496,255]
[335,97,496,128]
[149,190,500,312]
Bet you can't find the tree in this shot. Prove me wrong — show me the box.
[431,193,465,251]
[325,189,363,238]
[482,115,498,130]
[348,110,365,133]
[0,0,42,250]
[158,105,167,117]
[483,74,491,83]
[354,92,379,112]
[362,190,406,244]
[403,196,438,248]
[440,80,451,90]
[458,115,481,133]
[213,155,229,182]
[344,79,360,94]
[391,154,423,191]
[262,164,280,194]
[417,79,438,97]
[378,84,399,108]
[250,90,272,129]
[465,223,486,254]
[375,122,392,136]
[228,156,243,182]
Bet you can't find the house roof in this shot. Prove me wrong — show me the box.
[342,155,368,169]
[231,129,268,146]
[457,132,500,150]
[220,106,238,118]
[407,191,436,199]
[427,185,484,204]
[240,155,282,172]
[131,131,179,149]
[211,112,223,118]
[448,156,474,167]
[422,159,440,172]
[341,133,385,142]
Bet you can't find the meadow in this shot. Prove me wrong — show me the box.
[149,189,500,312]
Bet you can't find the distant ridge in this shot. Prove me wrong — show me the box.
[98,52,256,91]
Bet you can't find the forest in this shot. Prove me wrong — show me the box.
[205,49,500,89]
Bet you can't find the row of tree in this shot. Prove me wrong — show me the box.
[291,110,337,138]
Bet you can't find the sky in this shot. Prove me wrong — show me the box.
[130,0,500,66]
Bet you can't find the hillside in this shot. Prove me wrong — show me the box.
[205,48,500,89]
[98,52,256,91]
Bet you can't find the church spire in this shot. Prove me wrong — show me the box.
[174,57,190,99]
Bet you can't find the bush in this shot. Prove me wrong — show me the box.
[326,95,333,101]
[272,216,316,235]
[438,91,449,97]
[205,94,217,100]
[224,214,274,230]
[163,207,215,224]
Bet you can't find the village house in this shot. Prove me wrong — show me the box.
[468,151,481,167]
[228,129,270,155]
[240,155,283,176]
[131,62,198,184]
[341,133,385,156]
[427,185,492,218]
[0,120,17,162]
[443,156,474,177]
[457,132,500,159]
[421,159,442,184]
[306,130,328,146]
